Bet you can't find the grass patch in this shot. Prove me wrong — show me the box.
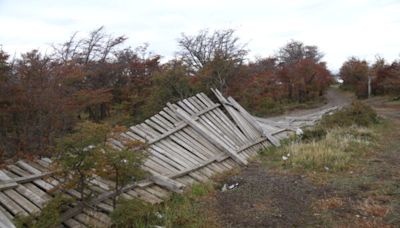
[260,101,380,172]
[158,182,219,228]
[262,126,376,172]
[110,182,218,227]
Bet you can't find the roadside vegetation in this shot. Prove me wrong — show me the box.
[261,101,380,173]
[0,27,332,162]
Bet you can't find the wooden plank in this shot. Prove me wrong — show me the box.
[198,93,253,141]
[0,192,28,216]
[7,165,54,192]
[147,186,170,199]
[0,172,54,190]
[237,137,269,154]
[0,171,41,214]
[83,208,111,226]
[63,218,86,228]
[96,202,113,213]
[154,116,227,174]
[187,97,246,146]
[1,169,53,202]
[15,185,47,209]
[150,174,184,193]
[0,182,18,191]
[0,208,15,228]
[227,95,280,146]
[134,189,162,204]
[148,122,186,144]
[211,90,258,139]
[3,189,40,214]
[171,102,234,149]
[175,108,247,165]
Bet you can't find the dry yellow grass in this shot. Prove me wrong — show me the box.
[278,126,375,172]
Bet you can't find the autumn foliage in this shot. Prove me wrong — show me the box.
[227,41,332,115]
[340,57,400,98]
[0,28,334,161]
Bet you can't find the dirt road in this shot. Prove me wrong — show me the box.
[265,86,353,121]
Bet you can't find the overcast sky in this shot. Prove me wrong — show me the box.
[0,0,399,71]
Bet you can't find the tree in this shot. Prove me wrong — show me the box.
[52,26,128,121]
[0,50,79,158]
[340,57,369,97]
[55,121,109,205]
[277,40,324,65]
[374,60,400,96]
[95,126,147,208]
[178,29,248,93]
[275,41,330,102]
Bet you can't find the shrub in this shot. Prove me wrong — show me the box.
[320,101,379,128]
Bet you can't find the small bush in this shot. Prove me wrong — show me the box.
[320,101,379,128]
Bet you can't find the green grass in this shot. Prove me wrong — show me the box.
[110,182,219,228]
[157,183,218,228]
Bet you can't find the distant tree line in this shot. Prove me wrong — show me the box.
[340,56,400,98]
[0,27,333,161]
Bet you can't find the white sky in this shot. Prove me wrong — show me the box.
[0,0,399,72]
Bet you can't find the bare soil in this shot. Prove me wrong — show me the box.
[209,163,329,227]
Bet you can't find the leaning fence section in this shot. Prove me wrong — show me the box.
[0,90,289,227]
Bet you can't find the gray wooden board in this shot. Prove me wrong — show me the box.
[0,171,41,214]
[7,165,54,192]
[175,108,247,165]
[0,208,15,228]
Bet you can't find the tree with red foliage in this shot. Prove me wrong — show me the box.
[0,50,78,158]
[374,60,400,96]
[281,59,332,102]
[340,57,369,98]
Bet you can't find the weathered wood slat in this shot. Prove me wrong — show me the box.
[0,172,54,190]
[0,171,41,214]
[0,208,15,228]
[0,191,28,216]
[7,165,54,192]
[175,108,247,165]
[227,96,281,146]
[211,89,258,139]
[63,218,86,228]
[150,174,185,193]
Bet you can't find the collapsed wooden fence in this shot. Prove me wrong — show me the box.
[0,90,317,227]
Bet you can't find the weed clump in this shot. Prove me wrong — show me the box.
[320,101,379,128]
